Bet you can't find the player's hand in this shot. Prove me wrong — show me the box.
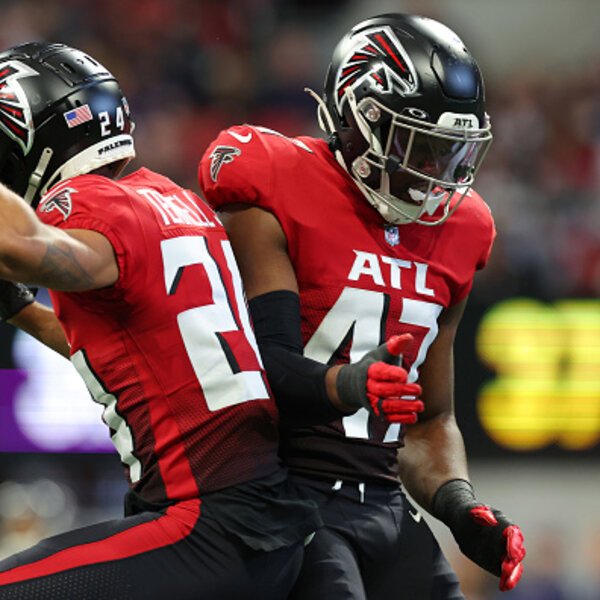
[433,479,526,592]
[0,279,37,322]
[335,333,424,423]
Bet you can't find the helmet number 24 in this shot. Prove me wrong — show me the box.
[98,107,126,136]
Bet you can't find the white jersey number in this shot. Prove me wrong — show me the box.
[161,235,269,412]
[71,349,142,482]
[304,287,443,441]
[70,235,269,481]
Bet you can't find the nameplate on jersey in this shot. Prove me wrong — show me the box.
[138,188,216,228]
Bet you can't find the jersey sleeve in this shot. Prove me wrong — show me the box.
[474,195,496,271]
[450,190,497,304]
[36,175,144,299]
[198,125,273,211]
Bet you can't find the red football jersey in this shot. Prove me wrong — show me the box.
[199,126,496,484]
[36,168,279,502]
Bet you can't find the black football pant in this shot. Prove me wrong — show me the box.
[287,475,465,600]
[0,498,304,600]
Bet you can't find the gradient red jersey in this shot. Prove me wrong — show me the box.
[199,126,495,484]
[36,168,279,502]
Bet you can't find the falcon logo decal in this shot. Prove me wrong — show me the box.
[334,26,418,113]
[0,60,38,154]
[38,187,77,221]
[209,145,241,182]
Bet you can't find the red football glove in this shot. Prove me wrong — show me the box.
[469,507,525,591]
[336,333,424,423]
[433,480,526,592]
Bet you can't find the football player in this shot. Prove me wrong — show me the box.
[0,42,330,600]
[0,41,420,599]
[199,13,526,599]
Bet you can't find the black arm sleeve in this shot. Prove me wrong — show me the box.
[249,290,347,426]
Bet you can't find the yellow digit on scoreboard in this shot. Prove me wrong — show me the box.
[475,298,600,450]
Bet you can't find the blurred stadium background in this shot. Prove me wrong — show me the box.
[0,0,599,597]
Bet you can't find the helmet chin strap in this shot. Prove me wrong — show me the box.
[376,173,424,224]
[24,147,53,206]
[305,87,348,173]
[406,186,446,216]
[361,167,451,225]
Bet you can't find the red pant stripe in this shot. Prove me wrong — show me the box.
[0,499,200,585]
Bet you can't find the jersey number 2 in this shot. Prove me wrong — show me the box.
[71,235,268,484]
[161,235,269,411]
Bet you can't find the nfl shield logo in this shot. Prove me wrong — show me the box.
[384,225,400,247]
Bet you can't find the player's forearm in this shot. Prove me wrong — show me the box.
[0,183,44,283]
[0,182,33,233]
[8,301,71,358]
[249,290,348,425]
[397,412,469,512]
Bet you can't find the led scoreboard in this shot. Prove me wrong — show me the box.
[473,298,600,452]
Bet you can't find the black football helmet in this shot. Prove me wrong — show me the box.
[306,13,492,225]
[0,42,135,208]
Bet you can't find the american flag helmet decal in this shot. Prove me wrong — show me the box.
[63,104,93,128]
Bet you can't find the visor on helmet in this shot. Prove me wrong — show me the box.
[347,94,492,224]
[389,125,486,185]
[358,96,491,188]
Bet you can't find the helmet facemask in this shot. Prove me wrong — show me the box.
[341,89,492,225]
